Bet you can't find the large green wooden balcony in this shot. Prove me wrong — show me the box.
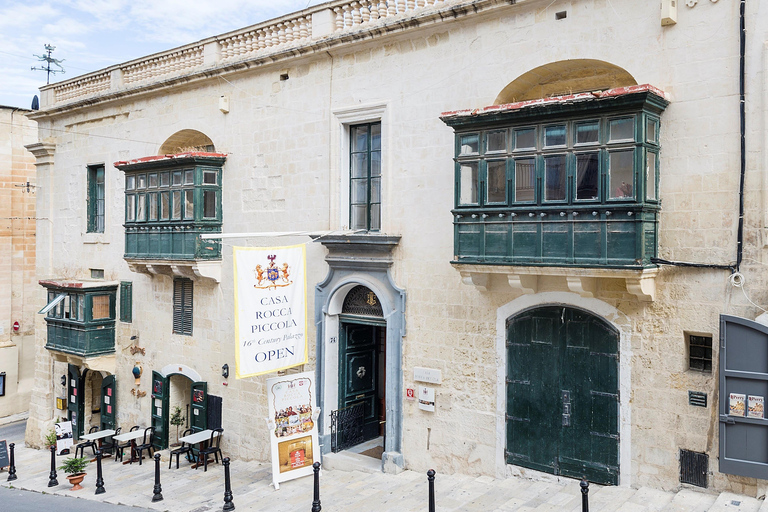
[124,224,221,260]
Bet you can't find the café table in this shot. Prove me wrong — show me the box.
[113,428,146,464]
[80,429,116,460]
[178,429,220,469]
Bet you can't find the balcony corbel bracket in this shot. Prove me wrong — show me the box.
[460,271,490,292]
[566,276,596,298]
[625,276,656,302]
[508,274,538,295]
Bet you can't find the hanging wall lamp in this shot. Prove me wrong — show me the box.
[221,364,229,379]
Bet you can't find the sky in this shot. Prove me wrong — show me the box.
[0,0,326,109]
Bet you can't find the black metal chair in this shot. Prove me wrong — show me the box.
[99,427,121,459]
[115,425,140,463]
[134,426,154,465]
[197,428,224,472]
[74,426,99,458]
[169,428,193,469]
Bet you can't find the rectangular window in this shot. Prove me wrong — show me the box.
[609,150,635,199]
[126,195,136,222]
[544,155,566,201]
[185,190,194,219]
[149,193,158,221]
[459,162,479,205]
[688,334,713,373]
[646,151,658,201]
[514,128,536,150]
[172,191,182,220]
[148,173,158,188]
[486,160,507,203]
[349,122,382,231]
[91,295,111,320]
[576,153,599,200]
[173,278,193,336]
[575,121,599,145]
[544,125,566,147]
[120,281,132,323]
[203,191,216,219]
[515,159,535,202]
[136,194,146,221]
[486,130,506,152]
[160,172,170,187]
[87,165,105,233]
[160,192,169,220]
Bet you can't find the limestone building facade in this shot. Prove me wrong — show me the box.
[23,0,768,495]
[0,105,37,419]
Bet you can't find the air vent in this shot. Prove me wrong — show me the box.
[688,391,707,407]
[680,449,708,488]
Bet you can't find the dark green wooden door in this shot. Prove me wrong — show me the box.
[339,323,380,443]
[506,306,619,485]
[151,371,169,450]
[67,364,85,438]
[190,381,208,433]
[100,375,116,431]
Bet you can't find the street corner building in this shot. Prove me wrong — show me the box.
[20,0,768,495]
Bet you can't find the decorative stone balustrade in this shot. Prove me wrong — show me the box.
[45,0,463,108]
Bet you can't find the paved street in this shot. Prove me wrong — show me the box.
[1,420,767,511]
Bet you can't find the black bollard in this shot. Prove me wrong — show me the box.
[222,457,235,511]
[427,469,436,512]
[311,461,321,512]
[581,478,589,512]
[95,449,105,494]
[152,453,163,502]
[48,445,58,487]
[7,443,17,481]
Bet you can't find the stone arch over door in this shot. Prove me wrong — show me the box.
[314,237,405,472]
[495,292,632,486]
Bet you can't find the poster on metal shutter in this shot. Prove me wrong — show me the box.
[233,244,307,378]
[266,371,319,489]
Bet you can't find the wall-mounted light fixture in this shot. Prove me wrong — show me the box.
[60,375,66,387]
[221,364,229,379]
[0,372,6,396]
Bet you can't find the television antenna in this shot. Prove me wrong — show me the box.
[31,44,65,84]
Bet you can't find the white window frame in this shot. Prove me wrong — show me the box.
[332,102,388,232]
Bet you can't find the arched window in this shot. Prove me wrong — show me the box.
[341,285,383,317]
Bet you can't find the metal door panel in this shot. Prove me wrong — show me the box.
[100,375,116,431]
[190,381,208,433]
[151,371,169,450]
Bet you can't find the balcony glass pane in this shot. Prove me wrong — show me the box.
[137,194,146,221]
[203,171,217,184]
[148,173,158,188]
[576,153,599,200]
[459,134,479,155]
[126,195,136,221]
[515,128,536,150]
[459,162,478,205]
[203,190,216,218]
[544,125,566,147]
[160,172,170,187]
[544,155,566,201]
[646,152,657,200]
[609,117,634,141]
[126,175,135,191]
[184,170,194,185]
[352,125,369,152]
[576,121,599,144]
[62,295,71,319]
[487,130,506,152]
[487,160,506,203]
[137,174,146,189]
[172,191,181,220]
[160,193,169,220]
[515,158,535,202]
[185,190,194,219]
[92,295,111,320]
[172,171,182,186]
[149,193,158,220]
[78,295,84,321]
[351,153,367,178]
[609,150,635,199]
[646,118,658,143]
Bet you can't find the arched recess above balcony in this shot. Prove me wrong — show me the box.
[494,59,637,104]
[158,129,215,155]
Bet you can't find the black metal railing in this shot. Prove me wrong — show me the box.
[330,402,365,453]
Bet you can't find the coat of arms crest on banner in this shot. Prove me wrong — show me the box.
[254,254,292,289]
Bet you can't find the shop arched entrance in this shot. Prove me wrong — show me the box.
[506,305,619,485]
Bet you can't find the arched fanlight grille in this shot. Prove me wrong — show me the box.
[342,285,383,317]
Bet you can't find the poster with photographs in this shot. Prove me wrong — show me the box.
[729,392,746,416]
[266,371,319,489]
[55,420,73,455]
[748,395,765,419]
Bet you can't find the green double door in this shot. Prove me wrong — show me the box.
[151,371,207,450]
[506,306,619,485]
[339,322,383,444]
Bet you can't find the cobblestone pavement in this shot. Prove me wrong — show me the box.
[1,421,766,511]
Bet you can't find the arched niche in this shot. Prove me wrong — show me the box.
[495,60,637,104]
[158,129,215,155]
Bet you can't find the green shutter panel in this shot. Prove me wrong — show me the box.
[120,281,132,323]
[182,279,193,335]
[173,280,183,334]
[173,279,193,335]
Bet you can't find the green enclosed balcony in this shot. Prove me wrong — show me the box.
[40,280,118,357]
[115,153,225,283]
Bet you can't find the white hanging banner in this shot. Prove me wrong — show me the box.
[234,244,307,378]
[266,371,320,489]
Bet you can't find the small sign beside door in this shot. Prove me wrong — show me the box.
[414,367,442,384]
[418,386,435,412]
[406,388,415,400]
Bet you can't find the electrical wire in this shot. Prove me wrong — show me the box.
[729,272,768,315]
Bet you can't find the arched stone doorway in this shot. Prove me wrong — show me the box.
[151,364,207,450]
[505,305,619,485]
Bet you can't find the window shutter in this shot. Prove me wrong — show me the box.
[120,281,132,323]
[173,278,193,335]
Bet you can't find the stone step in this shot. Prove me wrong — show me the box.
[708,492,763,512]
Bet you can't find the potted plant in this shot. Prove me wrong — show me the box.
[170,406,185,445]
[59,456,89,490]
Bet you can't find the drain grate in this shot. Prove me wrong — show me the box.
[680,449,708,488]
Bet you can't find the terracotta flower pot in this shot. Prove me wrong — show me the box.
[66,472,86,491]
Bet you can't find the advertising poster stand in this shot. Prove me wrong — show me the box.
[266,371,320,489]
